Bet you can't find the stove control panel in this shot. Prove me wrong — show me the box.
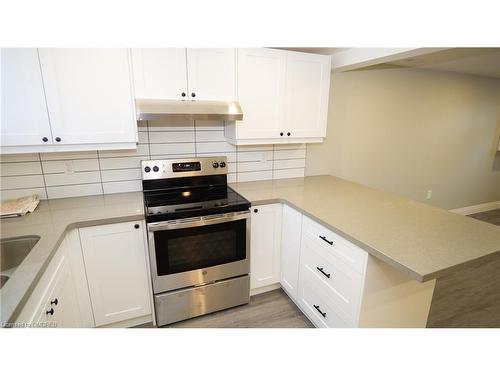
[142,157,228,180]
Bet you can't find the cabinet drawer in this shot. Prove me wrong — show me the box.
[298,270,351,328]
[301,235,364,322]
[302,216,367,274]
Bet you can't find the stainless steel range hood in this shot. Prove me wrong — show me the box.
[135,99,243,121]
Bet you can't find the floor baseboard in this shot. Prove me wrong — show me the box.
[449,201,500,215]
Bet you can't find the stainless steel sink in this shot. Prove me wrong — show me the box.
[0,236,40,280]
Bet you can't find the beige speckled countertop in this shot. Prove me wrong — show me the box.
[1,192,144,323]
[230,176,500,282]
[2,175,500,323]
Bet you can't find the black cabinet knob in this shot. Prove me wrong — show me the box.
[42,137,48,142]
[191,93,196,98]
[153,166,159,172]
[181,92,186,97]
[134,224,140,229]
[287,132,291,136]
[50,298,58,306]
[280,132,284,136]
[46,308,54,316]
[55,137,61,142]
[219,161,226,168]
[144,166,151,173]
[212,162,219,168]
[253,208,258,213]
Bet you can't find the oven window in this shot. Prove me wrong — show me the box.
[153,220,247,276]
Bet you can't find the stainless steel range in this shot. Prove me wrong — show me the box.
[142,157,251,326]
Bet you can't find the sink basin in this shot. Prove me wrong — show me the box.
[1,235,40,273]
[0,275,9,288]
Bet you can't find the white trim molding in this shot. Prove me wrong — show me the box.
[449,201,500,216]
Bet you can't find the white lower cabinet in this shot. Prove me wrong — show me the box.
[16,231,90,328]
[79,221,152,327]
[250,204,282,290]
[280,205,302,300]
[279,204,435,328]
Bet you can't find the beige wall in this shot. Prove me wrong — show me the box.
[306,67,500,209]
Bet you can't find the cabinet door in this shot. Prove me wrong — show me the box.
[284,51,331,138]
[38,48,136,145]
[280,205,303,300]
[236,49,286,139]
[79,221,151,327]
[17,236,84,328]
[186,48,235,100]
[1,48,53,146]
[131,48,188,100]
[250,204,282,289]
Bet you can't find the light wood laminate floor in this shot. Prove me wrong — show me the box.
[165,288,313,328]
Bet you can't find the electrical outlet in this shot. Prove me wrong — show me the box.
[64,160,75,174]
[426,190,432,200]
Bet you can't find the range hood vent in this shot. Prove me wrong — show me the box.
[136,99,243,122]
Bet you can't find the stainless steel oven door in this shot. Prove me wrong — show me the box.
[147,210,250,294]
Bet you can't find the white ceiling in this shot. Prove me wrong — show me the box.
[389,48,500,79]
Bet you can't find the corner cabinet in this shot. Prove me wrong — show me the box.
[225,48,331,145]
[280,204,303,300]
[131,48,236,101]
[250,204,283,291]
[79,221,152,327]
[1,48,138,154]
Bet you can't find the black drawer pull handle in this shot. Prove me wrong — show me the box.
[319,235,333,245]
[313,304,326,318]
[50,298,58,306]
[46,308,54,316]
[316,267,331,278]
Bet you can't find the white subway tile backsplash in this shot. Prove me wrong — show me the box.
[0,175,45,190]
[101,168,142,182]
[42,159,99,174]
[0,162,42,176]
[0,153,40,163]
[148,131,195,144]
[46,183,103,199]
[103,180,142,194]
[196,142,236,153]
[150,142,196,155]
[44,171,101,186]
[274,148,307,160]
[237,160,273,173]
[273,168,305,179]
[273,158,306,170]
[40,151,98,161]
[0,187,48,200]
[1,120,307,200]
[238,170,273,182]
[99,156,148,170]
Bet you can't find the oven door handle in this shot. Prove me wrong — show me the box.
[147,210,251,232]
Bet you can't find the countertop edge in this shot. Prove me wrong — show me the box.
[244,196,499,283]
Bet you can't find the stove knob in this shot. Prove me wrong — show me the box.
[153,166,159,172]
[219,161,226,168]
[144,166,151,173]
[212,162,219,168]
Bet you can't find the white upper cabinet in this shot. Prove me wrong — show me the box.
[38,48,136,145]
[131,48,188,100]
[284,51,331,138]
[232,48,286,140]
[1,48,53,146]
[186,48,236,100]
[131,48,236,101]
[226,48,331,145]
